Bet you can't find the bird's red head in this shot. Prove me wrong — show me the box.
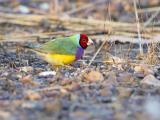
[79,34,93,49]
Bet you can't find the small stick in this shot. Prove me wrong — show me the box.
[87,1,111,67]
[144,10,160,27]
[138,6,160,13]
[64,0,107,15]
[87,36,109,67]
[133,0,143,55]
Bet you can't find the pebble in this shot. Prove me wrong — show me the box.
[39,3,49,11]
[140,74,160,87]
[134,72,145,79]
[118,72,133,82]
[44,100,61,113]
[17,5,30,14]
[84,71,104,82]
[144,97,160,120]
[24,90,41,100]
[20,66,33,73]
[117,87,133,99]
[38,71,56,77]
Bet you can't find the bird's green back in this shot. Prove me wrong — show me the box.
[37,35,79,55]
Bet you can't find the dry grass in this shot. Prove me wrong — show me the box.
[0,0,159,67]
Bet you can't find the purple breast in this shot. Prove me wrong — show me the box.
[75,47,84,60]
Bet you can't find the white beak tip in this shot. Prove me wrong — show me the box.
[87,38,94,46]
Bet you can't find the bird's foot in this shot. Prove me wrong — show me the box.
[63,65,74,70]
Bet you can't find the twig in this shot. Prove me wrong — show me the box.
[1,34,160,44]
[64,0,107,15]
[50,0,59,15]
[138,6,160,13]
[133,0,143,55]
[88,36,109,67]
[91,35,160,44]
[1,12,160,33]
[88,1,111,67]
[0,13,160,44]
[146,21,160,26]
[144,10,160,27]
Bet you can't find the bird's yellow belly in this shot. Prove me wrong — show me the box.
[44,54,76,65]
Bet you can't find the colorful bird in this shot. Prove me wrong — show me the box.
[24,34,93,67]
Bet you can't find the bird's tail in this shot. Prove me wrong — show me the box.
[20,44,46,57]
[22,44,41,49]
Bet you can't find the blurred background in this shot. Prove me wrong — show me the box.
[0,0,159,49]
[0,0,160,22]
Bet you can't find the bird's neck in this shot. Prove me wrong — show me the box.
[70,34,81,48]
[76,47,84,60]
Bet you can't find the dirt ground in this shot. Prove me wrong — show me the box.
[0,0,160,120]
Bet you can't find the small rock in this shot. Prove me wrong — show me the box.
[100,88,111,97]
[25,90,41,100]
[101,71,117,88]
[118,72,133,82]
[105,71,118,86]
[61,79,72,86]
[149,0,159,6]
[39,71,56,77]
[67,82,81,91]
[21,102,41,109]
[134,72,145,79]
[84,71,104,82]
[144,97,160,120]
[134,64,154,76]
[117,87,133,98]
[20,75,39,86]
[20,75,32,84]
[20,66,33,72]
[17,5,30,14]
[1,72,9,77]
[44,100,61,113]
[134,65,143,73]
[117,72,136,86]
[39,3,49,11]
[140,74,160,87]
[0,111,11,119]
[70,111,92,120]
[144,68,154,76]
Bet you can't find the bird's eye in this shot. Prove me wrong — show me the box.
[82,39,86,43]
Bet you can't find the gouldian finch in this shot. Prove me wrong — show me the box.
[24,34,93,66]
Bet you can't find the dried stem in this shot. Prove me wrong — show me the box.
[144,10,160,27]
[88,1,111,67]
[133,0,143,55]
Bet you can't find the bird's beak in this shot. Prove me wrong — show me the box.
[87,38,94,46]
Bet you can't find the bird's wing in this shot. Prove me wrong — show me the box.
[37,37,77,55]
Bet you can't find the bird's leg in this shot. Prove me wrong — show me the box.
[51,65,62,79]
[63,65,74,69]
[51,65,59,71]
